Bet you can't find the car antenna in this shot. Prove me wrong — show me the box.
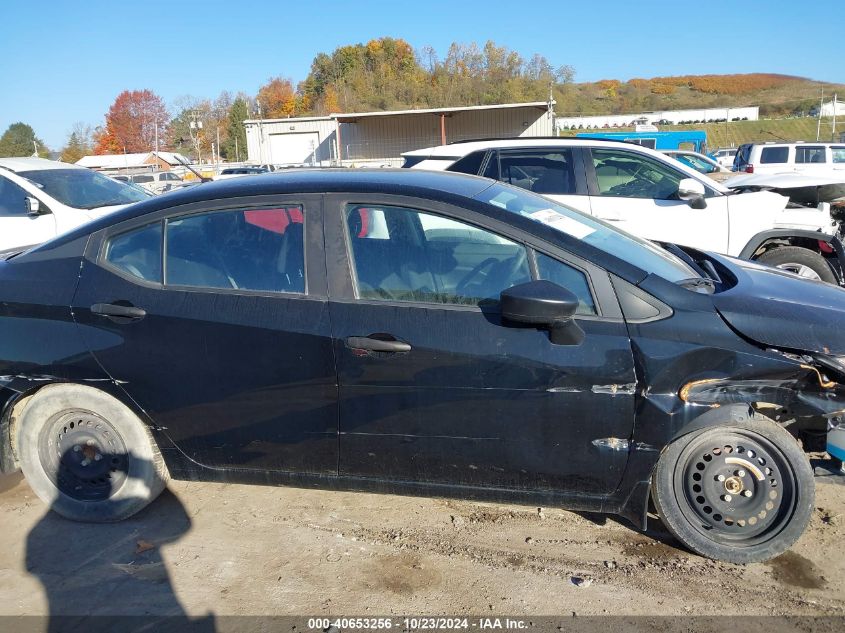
[173,154,212,183]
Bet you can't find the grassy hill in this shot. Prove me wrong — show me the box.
[556,74,845,120]
[560,117,843,149]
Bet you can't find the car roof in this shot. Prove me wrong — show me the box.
[0,157,83,172]
[402,137,644,158]
[47,169,499,238]
[404,138,730,193]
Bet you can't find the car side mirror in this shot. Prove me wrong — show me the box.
[500,280,585,346]
[25,196,46,216]
[678,178,707,209]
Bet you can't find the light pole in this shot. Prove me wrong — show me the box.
[189,111,203,164]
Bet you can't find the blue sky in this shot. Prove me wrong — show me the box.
[1,0,841,149]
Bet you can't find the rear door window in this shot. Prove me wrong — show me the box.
[760,147,789,164]
[795,146,827,164]
[164,206,305,293]
[496,150,577,195]
[833,147,845,163]
[446,151,487,175]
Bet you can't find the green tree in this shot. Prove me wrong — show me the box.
[222,98,249,161]
[60,131,88,163]
[0,122,49,158]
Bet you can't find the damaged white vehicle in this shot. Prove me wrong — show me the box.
[404,139,844,283]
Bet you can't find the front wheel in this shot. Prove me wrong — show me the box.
[755,246,836,283]
[652,416,814,563]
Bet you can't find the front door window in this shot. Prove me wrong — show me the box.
[346,204,530,306]
[591,148,685,200]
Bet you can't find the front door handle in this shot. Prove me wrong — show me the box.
[91,303,147,320]
[346,336,411,353]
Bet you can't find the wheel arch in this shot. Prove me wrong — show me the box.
[0,380,161,475]
[618,403,776,533]
[739,229,844,282]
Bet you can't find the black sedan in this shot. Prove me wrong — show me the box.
[2,169,844,563]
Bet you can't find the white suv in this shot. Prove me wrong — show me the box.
[403,138,843,283]
[0,157,150,252]
[733,142,845,176]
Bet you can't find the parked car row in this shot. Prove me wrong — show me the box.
[111,171,185,194]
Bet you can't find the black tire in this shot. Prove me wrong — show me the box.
[16,384,168,522]
[652,415,814,564]
[755,246,836,283]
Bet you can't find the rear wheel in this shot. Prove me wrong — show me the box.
[16,384,168,522]
[652,416,813,563]
[756,246,835,283]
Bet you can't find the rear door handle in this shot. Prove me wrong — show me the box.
[346,336,411,353]
[91,303,147,320]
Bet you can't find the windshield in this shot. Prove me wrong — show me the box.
[18,168,151,209]
[474,183,701,283]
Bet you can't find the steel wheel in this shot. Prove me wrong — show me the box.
[652,415,814,563]
[674,431,797,545]
[38,410,130,502]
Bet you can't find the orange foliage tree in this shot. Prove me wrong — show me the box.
[94,90,169,154]
[256,77,298,118]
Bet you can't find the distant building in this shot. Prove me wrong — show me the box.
[557,106,759,131]
[76,151,191,172]
[244,101,556,167]
[820,99,845,117]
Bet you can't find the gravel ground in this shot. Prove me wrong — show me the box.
[0,469,843,622]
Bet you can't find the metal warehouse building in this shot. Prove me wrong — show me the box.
[244,101,555,167]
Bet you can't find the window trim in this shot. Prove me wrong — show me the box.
[331,196,618,321]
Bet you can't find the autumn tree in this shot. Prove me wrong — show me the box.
[94,89,169,154]
[59,122,93,163]
[60,133,87,163]
[256,77,297,118]
[0,122,49,158]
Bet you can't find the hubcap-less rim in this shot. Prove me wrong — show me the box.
[776,263,821,280]
[38,410,129,501]
[673,431,797,545]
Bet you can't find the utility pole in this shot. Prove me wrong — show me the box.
[817,87,824,142]
[32,140,38,157]
[235,136,239,163]
[154,117,159,155]
[189,111,203,165]
[216,125,221,173]
[833,93,838,140]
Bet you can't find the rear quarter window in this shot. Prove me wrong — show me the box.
[760,147,789,164]
[446,151,487,175]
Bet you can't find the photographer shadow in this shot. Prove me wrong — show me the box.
[25,449,216,633]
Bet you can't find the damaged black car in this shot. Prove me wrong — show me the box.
[1,169,844,564]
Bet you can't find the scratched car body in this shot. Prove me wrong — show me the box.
[1,169,845,563]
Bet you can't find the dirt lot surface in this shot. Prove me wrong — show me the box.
[0,470,843,622]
